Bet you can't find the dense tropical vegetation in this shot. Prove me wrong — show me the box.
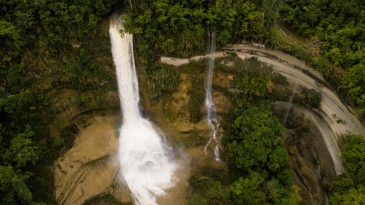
[0,0,118,204]
[330,134,365,204]
[0,0,364,204]
[281,0,365,115]
[122,0,365,117]
[170,54,299,204]
[281,0,365,69]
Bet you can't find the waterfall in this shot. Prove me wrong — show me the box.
[283,82,297,125]
[204,31,220,161]
[109,16,176,205]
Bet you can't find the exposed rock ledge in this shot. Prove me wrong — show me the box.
[54,114,130,205]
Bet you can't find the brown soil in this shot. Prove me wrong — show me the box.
[54,114,130,205]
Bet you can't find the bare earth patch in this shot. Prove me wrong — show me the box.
[54,114,130,205]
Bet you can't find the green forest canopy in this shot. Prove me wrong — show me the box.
[125,0,365,114]
[1,0,365,204]
[0,0,116,204]
[281,0,365,112]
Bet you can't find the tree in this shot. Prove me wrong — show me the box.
[268,146,288,172]
[232,1,265,41]
[305,89,321,108]
[0,1,115,203]
[261,0,283,29]
[330,186,365,205]
[341,134,365,184]
[330,135,365,204]
[0,20,24,57]
[2,125,39,169]
[226,106,287,171]
[281,0,365,69]
[230,172,267,205]
[332,175,354,193]
[343,63,365,110]
[0,165,32,204]
[239,72,270,98]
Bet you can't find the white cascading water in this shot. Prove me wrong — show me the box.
[283,82,297,125]
[109,16,176,205]
[204,31,220,161]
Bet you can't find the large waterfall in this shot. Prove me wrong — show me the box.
[109,16,176,205]
[204,32,220,161]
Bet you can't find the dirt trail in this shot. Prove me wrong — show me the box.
[161,44,365,175]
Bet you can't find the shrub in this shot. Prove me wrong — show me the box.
[305,89,321,108]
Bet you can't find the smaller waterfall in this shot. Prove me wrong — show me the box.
[204,31,220,161]
[283,82,297,125]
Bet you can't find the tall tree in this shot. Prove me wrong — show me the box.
[343,63,365,111]
[226,106,287,171]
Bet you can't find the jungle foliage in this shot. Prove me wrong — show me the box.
[0,0,119,204]
[304,89,321,108]
[1,0,364,204]
[330,134,365,204]
[185,54,298,204]
[281,0,365,69]
[122,0,282,99]
[123,0,281,57]
[281,0,365,116]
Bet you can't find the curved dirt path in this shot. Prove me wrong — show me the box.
[161,45,365,175]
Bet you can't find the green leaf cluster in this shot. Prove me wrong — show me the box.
[226,106,287,171]
[0,0,117,203]
[304,89,321,108]
[343,63,365,112]
[330,134,365,204]
[185,52,298,205]
[123,0,280,77]
[281,0,365,69]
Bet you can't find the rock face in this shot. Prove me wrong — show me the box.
[54,115,131,205]
[272,102,336,205]
[154,72,227,167]
[52,71,219,205]
[49,88,132,204]
[48,89,120,138]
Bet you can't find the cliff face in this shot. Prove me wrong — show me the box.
[50,89,131,205]
[141,66,337,204]
[157,49,343,204]
[272,103,337,204]
[52,48,343,204]
[54,115,130,205]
